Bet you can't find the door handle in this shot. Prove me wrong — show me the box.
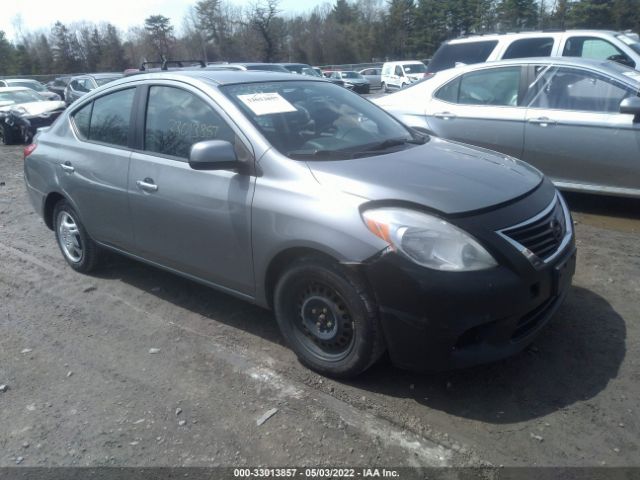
[433,112,457,120]
[136,178,158,192]
[60,162,75,173]
[528,117,557,127]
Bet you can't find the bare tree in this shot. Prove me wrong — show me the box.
[248,0,283,62]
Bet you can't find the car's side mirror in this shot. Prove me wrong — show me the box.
[607,54,635,68]
[620,96,640,123]
[189,140,239,171]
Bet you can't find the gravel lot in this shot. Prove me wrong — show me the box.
[1,144,639,468]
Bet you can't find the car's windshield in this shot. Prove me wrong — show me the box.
[0,89,44,104]
[403,63,427,73]
[341,71,363,79]
[221,80,419,160]
[301,67,322,77]
[246,65,289,72]
[95,76,122,86]
[9,81,46,92]
[616,34,640,54]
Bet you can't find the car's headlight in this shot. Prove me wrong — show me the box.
[362,207,497,271]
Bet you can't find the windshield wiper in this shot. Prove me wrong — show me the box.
[349,136,425,158]
[286,149,346,160]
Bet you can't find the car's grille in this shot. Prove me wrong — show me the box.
[511,295,559,341]
[500,195,568,262]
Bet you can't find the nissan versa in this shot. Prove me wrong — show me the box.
[23,71,576,377]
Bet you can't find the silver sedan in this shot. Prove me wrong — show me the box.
[375,57,640,198]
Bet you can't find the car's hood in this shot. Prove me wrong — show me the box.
[0,100,65,116]
[306,138,543,215]
[344,79,368,84]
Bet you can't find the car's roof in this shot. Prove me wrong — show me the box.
[109,70,326,87]
[0,86,33,92]
[440,57,640,85]
[448,29,621,44]
[4,78,40,83]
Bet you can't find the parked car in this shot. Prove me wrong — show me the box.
[64,73,123,105]
[279,63,347,88]
[46,76,72,101]
[381,61,428,92]
[24,70,575,377]
[427,30,640,73]
[375,57,640,198]
[278,63,318,75]
[328,71,370,93]
[226,63,291,73]
[359,67,382,89]
[0,78,61,101]
[0,87,65,145]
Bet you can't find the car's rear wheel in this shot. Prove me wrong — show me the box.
[274,256,386,378]
[53,200,100,273]
[0,124,14,145]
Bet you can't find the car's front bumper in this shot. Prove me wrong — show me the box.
[360,183,576,371]
[363,245,575,371]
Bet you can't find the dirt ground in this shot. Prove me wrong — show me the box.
[1,144,639,468]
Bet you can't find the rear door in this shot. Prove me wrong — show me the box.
[127,83,256,296]
[59,87,136,249]
[427,65,527,157]
[522,65,640,191]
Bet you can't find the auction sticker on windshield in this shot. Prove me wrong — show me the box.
[238,92,297,116]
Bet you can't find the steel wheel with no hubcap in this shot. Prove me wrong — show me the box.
[294,282,355,362]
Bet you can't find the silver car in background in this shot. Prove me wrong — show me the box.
[359,67,382,89]
[24,71,575,377]
[376,58,640,198]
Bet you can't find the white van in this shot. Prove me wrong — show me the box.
[381,61,428,92]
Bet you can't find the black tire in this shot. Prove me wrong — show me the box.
[53,200,100,273]
[274,256,386,378]
[0,124,14,146]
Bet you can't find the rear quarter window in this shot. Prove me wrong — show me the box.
[427,41,499,73]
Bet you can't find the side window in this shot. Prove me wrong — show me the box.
[503,37,554,59]
[144,86,236,160]
[563,37,633,66]
[527,67,635,113]
[89,88,135,147]
[72,102,92,139]
[395,66,403,76]
[435,76,461,103]
[458,67,521,106]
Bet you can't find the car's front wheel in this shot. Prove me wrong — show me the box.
[274,256,386,378]
[53,200,100,273]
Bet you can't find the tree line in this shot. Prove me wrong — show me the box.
[1,0,639,77]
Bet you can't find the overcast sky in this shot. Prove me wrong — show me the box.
[1,0,329,41]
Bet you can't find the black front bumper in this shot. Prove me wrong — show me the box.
[361,182,576,371]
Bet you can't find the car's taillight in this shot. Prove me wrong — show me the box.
[24,143,37,159]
